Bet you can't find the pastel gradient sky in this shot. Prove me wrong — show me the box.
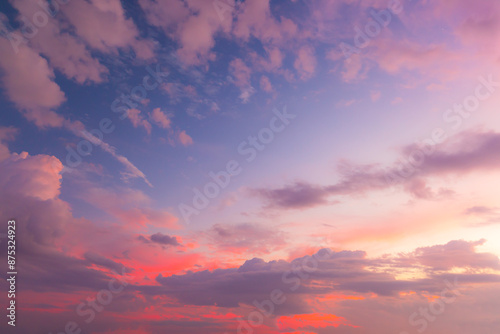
[1,0,500,333]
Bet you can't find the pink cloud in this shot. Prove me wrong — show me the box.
[370,90,381,101]
[411,239,500,270]
[229,58,252,88]
[138,0,190,29]
[341,54,370,83]
[0,152,62,201]
[0,126,17,162]
[253,130,500,210]
[266,47,284,70]
[178,130,194,146]
[10,0,108,84]
[233,0,298,44]
[0,39,151,185]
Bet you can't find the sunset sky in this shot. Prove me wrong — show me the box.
[1,0,500,333]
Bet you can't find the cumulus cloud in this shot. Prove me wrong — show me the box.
[260,75,273,93]
[9,0,109,84]
[150,108,172,129]
[152,241,500,314]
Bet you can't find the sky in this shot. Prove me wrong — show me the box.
[0,0,500,333]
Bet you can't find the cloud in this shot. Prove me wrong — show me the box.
[465,206,498,216]
[68,122,154,187]
[178,130,194,146]
[233,0,298,45]
[0,38,66,128]
[150,108,172,128]
[153,241,500,313]
[1,152,498,333]
[0,151,122,255]
[150,233,181,246]
[9,0,109,84]
[294,46,317,80]
[391,96,403,104]
[0,126,17,162]
[463,206,500,227]
[336,99,356,107]
[229,58,253,101]
[69,181,178,228]
[341,54,370,83]
[62,0,155,59]
[259,75,273,93]
[277,313,349,331]
[253,182,333,210]
[206,223,286,255]
[253,130,500,210]
[126,109,152,135]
